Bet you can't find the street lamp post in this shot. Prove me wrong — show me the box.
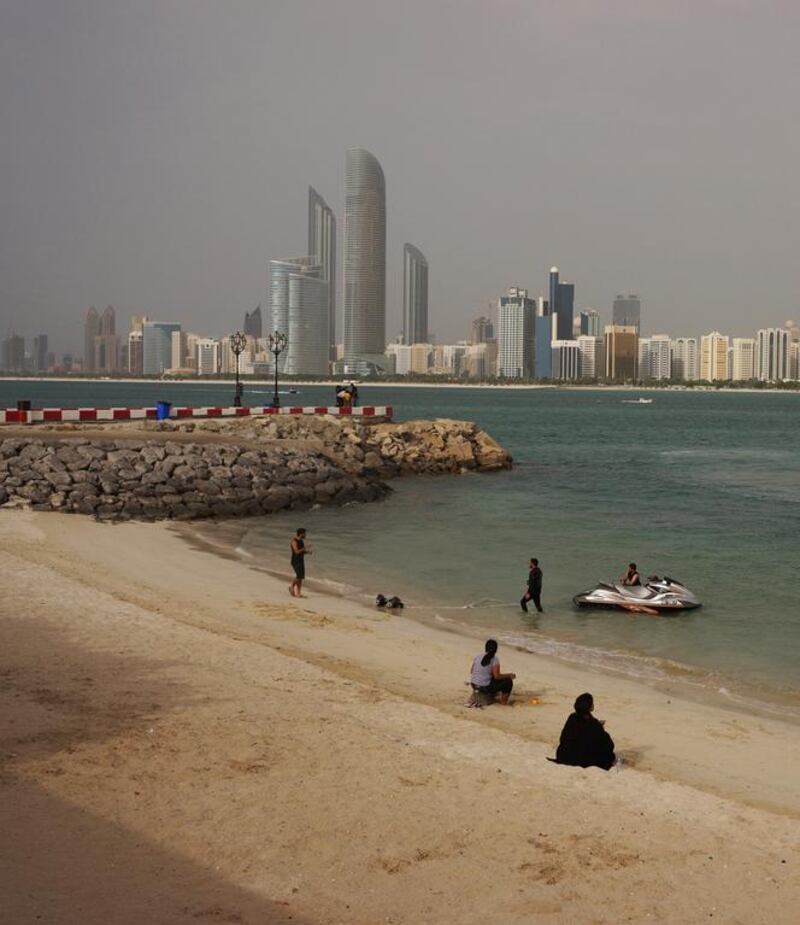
[268,330,288,408]
[229,332,247,407]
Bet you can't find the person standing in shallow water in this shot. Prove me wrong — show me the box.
[289,527,310,598]
[520,557,543,613]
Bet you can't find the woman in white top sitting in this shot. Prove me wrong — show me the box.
[470,639,516,705]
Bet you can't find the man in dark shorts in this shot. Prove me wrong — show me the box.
[289,527,310,598]
[520,557,543,613]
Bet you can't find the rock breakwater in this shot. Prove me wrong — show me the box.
[0,436,386,521]
[0,417,511,521]
[151,415,513,477]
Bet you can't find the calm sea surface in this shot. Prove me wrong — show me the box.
[3,380,800,712]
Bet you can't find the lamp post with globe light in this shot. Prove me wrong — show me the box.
[268,331,288,408]
[229,332,247,407]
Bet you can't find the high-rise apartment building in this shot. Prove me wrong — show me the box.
[33,334,49,372]
[497,287,535,378]
[402,244,429,344]
[471,316,494,344]
[142,321,181,375]
[577,335,604,380]
[604,325,638,381]
[639,334,671,380]
[756,328,792,382]
[671,337,698,382]
[308,186,336,358]
[244,306,262,339]
[731,338,756,381]
[285,267,330,376]
[343,147,386,373]
[612,294,641,332]
[700,332,729,381]
[84,307,99,372]
[551,340,580,380]
[579,309,601,337]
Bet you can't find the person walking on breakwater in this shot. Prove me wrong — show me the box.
[289,527,310,598]
[520,557,543,613]
[470,639,516,705]
[553,692,616,770]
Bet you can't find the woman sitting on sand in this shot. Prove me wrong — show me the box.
[555,692,616,770]
[470,639,516,705]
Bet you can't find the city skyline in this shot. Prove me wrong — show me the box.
[2,3,799,356]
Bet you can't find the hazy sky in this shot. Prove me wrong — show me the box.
[2,0,799,356]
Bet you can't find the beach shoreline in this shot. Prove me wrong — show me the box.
[180,516,800,729]
[2,507,799,922]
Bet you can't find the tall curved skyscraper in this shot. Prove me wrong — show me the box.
[308,187,336,359]
[403,243,428,344]
[343,147,386,371]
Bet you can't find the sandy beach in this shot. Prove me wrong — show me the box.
[2,508,799,924]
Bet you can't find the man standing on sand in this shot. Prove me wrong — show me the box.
[520,557,543,613]
[289,527,310,598]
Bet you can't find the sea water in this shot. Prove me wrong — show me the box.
[3,381,799,712]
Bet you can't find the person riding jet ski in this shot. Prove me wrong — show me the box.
[620,563,641,587]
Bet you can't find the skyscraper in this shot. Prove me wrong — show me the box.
[604,325,638,381]
[497,288,535,378]
[244,306,262,338]
[1,334,25,372]
[403,243,429,344]
[756,328,792,382]
[612,294,641,332]
[548,267,575,341]
[308,186,336,358]
[731,338,756,380]
[700,332,729,381]
[100,305,116,336]
[671,337,698,382]
[579,309,601,336]
[639,334,671,380]
[127,330,143,375]
[532,296,554,379]
[343,147,386,372]
[33,334,49,372]
[470,316,494,344]
[286,266,330,376]
[577,335,604,379]
[84,307,99,372]
[142,321,181,375]
[555,282,574,341]
[270,257,318,371]
[551,340,580,380]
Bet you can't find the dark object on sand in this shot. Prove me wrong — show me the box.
[553,693,615,770]
[376,594,404,610]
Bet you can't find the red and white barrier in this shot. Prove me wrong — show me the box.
[0,405,393,425]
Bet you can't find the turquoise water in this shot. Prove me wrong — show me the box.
[3,380,800,708]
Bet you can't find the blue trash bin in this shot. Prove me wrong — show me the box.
[156,401,172,421]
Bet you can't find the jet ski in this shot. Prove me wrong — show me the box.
[573,576,700,614]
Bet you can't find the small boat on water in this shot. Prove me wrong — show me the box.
[573,576,701,614]
[621,397,653,404]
